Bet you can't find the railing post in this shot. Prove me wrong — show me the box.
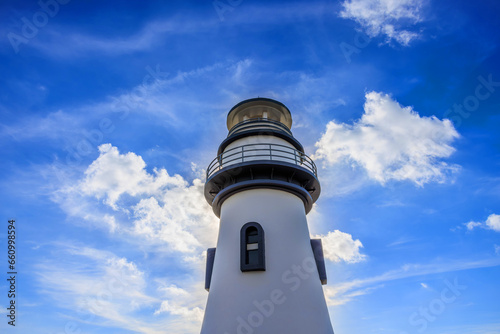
[269,144,272,160]
[242,146,244,163]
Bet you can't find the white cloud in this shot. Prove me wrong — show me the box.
[158,284,191,298]
[153,284,205,323]
[82,144,186,209]
[1,109,85,142]
[133,196,203,253]
[37,246,157,331]
[340,0,424,45]
[23,4,335,58]
[324,284,382,306]
[465,221,482,231]
[103,214,118,233]
[154,300,204,321]
[75,144,219,254]
[420,282,429,289]
[313,230,366,263]
[314,91,459,186]
[37,244,206,334]
[387,236,415,247]
[324,257,500,306]
[486,214,500,232]
[28,18,208,57]
[461,214,500,232]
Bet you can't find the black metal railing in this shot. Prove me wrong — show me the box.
[228,118,292,137]
[207,143,317,180]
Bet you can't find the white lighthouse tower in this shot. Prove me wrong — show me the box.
[201,98,334,334]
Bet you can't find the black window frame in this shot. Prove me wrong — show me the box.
[240,222,265,272]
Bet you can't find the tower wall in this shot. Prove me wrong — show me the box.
[200,188,334,334]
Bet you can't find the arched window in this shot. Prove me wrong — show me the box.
[240,222,265,272]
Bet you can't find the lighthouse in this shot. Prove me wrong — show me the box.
[201,98,334,334]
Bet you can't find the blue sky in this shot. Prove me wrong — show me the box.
[1,0,499,333]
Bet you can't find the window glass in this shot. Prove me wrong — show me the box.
[247,250,259,265]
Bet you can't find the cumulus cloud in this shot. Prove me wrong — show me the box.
[314,91,459,186]
[313,230,366,263]
[465,214,500,232]
[82,144,186,209]
[78,144,218,254]
[486,214,500,232]
[339,0,424,45]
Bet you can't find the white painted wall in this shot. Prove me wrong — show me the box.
[225,134,293,151]
[200,188,334,334]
